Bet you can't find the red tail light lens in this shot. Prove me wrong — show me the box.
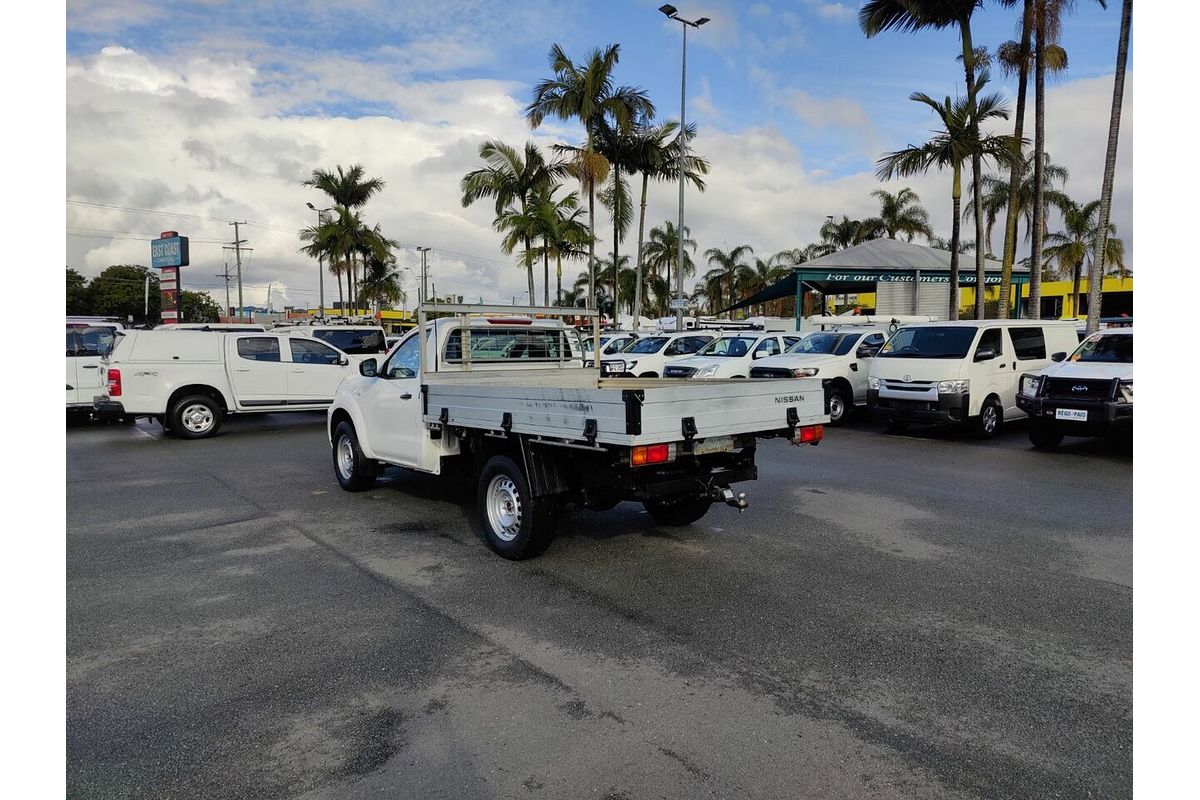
[106,368,122,397]
[794,424,823,445]
[631,443,675,466]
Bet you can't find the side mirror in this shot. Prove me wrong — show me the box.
[973,346,997,362]
[1051,351,1067,362]
[359,358,378,377]
[753,350,767,359]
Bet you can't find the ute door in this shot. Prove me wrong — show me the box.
[357,331,425,467]
[227,336,289,407]
[286,338,351,405]
[65,327,81,405]
[851,332,886,401]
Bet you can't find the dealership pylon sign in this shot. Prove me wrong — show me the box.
[151,231,189,324]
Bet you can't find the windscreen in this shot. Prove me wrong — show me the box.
[624,336,668,354]
[698,337,757,357]
[878,327,978,359]
[1071,333,1132,364]
[312,328,386,354]
[66,325,120,357]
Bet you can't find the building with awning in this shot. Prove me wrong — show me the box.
[723,239,1030,329]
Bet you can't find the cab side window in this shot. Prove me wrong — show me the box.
[237,337,281,362]
[684,336,713,353]
[976,328,1004,357]
[753,338,781,357]
[382,332,421,378]
[290,338,342,365]
[664,338,688,356]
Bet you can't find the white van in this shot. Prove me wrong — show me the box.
[66,320,124,417]
[867,319,1079,438]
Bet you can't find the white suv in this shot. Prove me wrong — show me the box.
[276,324,388,359]
[662,332,802,380]
[749,327,888,425]
[599,332,714,377]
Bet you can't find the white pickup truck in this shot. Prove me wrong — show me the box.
[327,305,828,559]
[95,330,354,438]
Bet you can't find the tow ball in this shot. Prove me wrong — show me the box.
[714,486,749,512]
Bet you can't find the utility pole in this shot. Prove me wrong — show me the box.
[216,259,233,320]
[417,247,432,305]
[228,221,249,320]
[144,275,150,322]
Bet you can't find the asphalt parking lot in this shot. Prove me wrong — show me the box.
[66,411,1132,799]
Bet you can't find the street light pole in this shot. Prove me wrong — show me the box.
[416,247,432,305]
[660,4,709,332]
[307,202,333,319]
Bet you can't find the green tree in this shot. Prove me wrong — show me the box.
[180,290,222,323]
[864,187,934,241]
[67,268,90,314]
[534,185,590,306]
[703,245,755,318]
[303,164,386,313]
[1086,0,1129,334]
[643,222,696,316]
[461,139,560,304]
[876,76,1014,319]
[526,43,655,309]
[816,216,881,255]
[1042,198,1124,319]
[862,0,991,315]
[88,265,161,324]
[968,155,1071,259]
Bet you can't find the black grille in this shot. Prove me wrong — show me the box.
[750,367,792,378]
[664,365,697,378]
[1044,378,1115,400]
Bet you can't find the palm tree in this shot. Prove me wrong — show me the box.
[745,258,788,316]
[360,250,406,314]
[303,164,386,314]
[461,139,560,304]
[865,187,934,241]
[533,185,588,306]
[968,155,1071,256]
[1086,0,1129,334]
[818,216,880,252]
[643,222,696,316]
[1044,199,1124,320]
[861,0,990,320]
[596,121,636,318]
[876,77,1014,319]
[526,43,655,310]
[704,245,754,318]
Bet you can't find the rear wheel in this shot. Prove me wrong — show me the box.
[476,455,555,559]
[826,385,851,426]
[643,496,712,526]
[1028,421,1064,449]
[332,421,377,491]
[169,394,223,439]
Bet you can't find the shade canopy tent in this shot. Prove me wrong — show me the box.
[720,239,1030,325]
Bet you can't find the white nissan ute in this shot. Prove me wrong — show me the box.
[326,305,828,560]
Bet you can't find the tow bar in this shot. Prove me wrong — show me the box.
[715,486,748,512]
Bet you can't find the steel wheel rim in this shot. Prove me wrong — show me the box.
[982,405,997,434]
[182,403,214,433]
[486,475,522,542]
[829,394,845,423]
[337,435,355,480]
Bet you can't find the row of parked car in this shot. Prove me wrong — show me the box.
[69,314,1132,450]
[589,319,1132,448]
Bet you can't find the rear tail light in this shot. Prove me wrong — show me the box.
[106,368,122,397]
[630,443,675,467]
[793,424,823,445]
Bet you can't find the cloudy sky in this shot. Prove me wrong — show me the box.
[63,0,1132,312]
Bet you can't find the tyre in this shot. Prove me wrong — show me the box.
[332,421,378,492]
[972,396,1003,440]
[1028,421,1064,449]
[643,496,712,526]
[826,385,852,426]
[169,394,223,439]
[639,372,659,378]
[884,418,909,434]
[476,455,555,559]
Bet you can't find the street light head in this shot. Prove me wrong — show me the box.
[695,16,710,26]
[659,4,677,17]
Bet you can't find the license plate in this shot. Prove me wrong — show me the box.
[692,434,734,455]
[1055,408,1088,421]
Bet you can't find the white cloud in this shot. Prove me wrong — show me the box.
[802,1,857,23]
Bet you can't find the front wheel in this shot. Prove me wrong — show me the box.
[332,421,377,491]
[1028,421,1064,449]
[826,385,851,426]
[643,496,712,526]
[476,455,555,559]
[169,394,223,439]
[972,397,1003,440]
